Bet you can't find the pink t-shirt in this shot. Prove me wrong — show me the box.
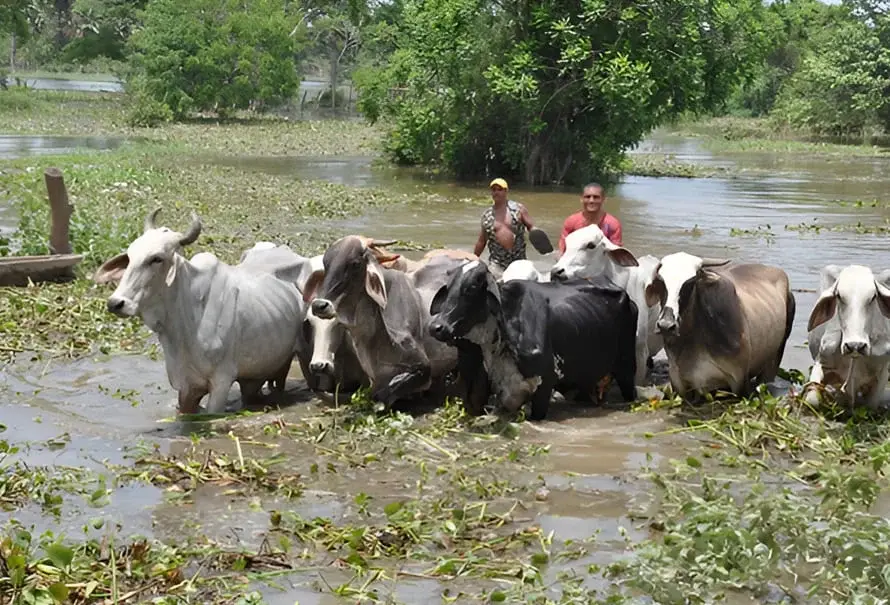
[558,212,623,254]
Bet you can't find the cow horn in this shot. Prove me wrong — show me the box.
[178,212,202,246]
[369,238,398,248]
[144,207,162,232]
[701,257,730,267]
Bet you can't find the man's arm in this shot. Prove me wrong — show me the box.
[611,220,624,247]
[518,204,535,230]
[473,228,487,256]
[558,217,573,256]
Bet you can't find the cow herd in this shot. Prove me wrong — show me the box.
[92,209,890,419]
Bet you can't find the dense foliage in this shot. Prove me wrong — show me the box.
[727,0,890,138]
[123,0,303,124]
[354,0,772,185]
[2,0,890,164]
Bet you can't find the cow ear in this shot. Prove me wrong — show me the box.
[645,278,665,308]
[605,247,639,267]
[364,262,388,309]
[875,280,890,320]
[807,289,838,332]
[165,258,178,287]
[300,269,325,304]
[430,284,448,316]
[93,253,129,284]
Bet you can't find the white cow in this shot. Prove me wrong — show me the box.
[94,209,306,414]
[501,259,548,283]
[549,224,662,385]
[805,264,890,410]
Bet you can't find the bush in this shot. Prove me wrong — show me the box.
[126,0,304,120]
[125,84,173,127]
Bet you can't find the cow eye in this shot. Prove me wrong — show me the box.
[149,256,163,265]
[585,242,596,250]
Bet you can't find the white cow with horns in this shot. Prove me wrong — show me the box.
[94,209,306,414]
[805,264,890,410]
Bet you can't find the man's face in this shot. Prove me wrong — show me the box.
[491,186,507,204]
[581,186,604,214]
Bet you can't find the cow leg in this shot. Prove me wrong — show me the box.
[864,363,889,410]
[455,343,490,416]
[804,361,826,406]
[634,341,649,385]
[206,376,235,414]
[528,379,555,421]
[238,379,265,407]
[177,386,207,415]
[270,358,292,393]
[373,365,432,407]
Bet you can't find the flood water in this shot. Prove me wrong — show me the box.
[2,127,890,602]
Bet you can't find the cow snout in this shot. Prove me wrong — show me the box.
[106,296,129,316]
[655,309,678,334]
[311,298,336,320]
[842,340,869,356]
[550,267,567,281]
[429,319,453,342]
[309,360,334,375]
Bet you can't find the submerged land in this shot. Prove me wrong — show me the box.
[1,88,890,604]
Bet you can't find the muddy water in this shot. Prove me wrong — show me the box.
[2,128,890,601]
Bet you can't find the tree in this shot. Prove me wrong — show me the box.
[729,0,851,116]
[772,15,890,136]
[356,0,772,185]
[126,0,304,121]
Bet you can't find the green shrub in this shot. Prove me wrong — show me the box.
[126,0,304,120]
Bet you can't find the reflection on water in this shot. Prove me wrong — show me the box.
[0,133,128,159]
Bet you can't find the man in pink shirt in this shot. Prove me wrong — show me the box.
[557,183,623,256]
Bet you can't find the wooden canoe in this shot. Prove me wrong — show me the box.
[0,253,83,286]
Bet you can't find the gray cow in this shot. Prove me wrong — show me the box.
[237,242,367,399]
[94,209,307,414]
[299,235,462,407]
[644,252,795,397]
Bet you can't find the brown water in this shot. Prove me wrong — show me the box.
[2,128,890,602]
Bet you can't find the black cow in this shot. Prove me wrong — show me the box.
[428,260,639,420]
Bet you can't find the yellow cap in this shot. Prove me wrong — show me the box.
[489,178,509,190]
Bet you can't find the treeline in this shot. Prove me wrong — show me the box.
[1,0,887,184]
[727,0,890,140]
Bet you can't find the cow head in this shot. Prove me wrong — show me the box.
[429,260,500,342]
[550,224,638,282]
[644,252,731,336]
[807,264,890,357]
[96,208,202,318]
[302,235,388,328]
[292,252,358,388]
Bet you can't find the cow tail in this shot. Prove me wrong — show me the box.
[617,293,639,384]
[777,284,796,372]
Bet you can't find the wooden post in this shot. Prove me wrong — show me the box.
[44,167,73,256]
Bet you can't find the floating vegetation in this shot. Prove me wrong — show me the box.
[785,219,890,235]
[621,154,730,178]
[729,224,776,242]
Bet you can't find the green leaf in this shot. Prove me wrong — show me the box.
[384,501,404,517]
[45,542,74,569]
[48,582,70,602]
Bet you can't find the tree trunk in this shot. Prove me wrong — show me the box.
[329,49,338,110]
[9,34,15,71]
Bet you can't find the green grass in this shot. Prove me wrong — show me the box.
[665,115,890,157]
